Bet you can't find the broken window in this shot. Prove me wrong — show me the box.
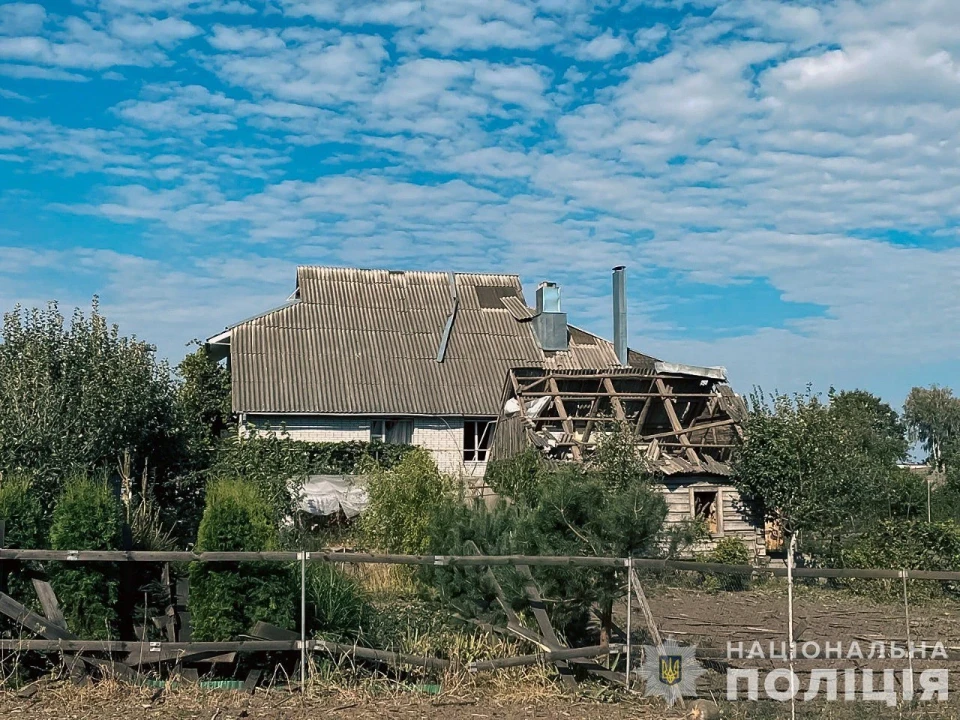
[370,419,413,445]
[464,420,493,462]
[692,489,721,535]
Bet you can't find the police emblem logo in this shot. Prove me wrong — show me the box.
[659,655,682,686]
[638,639,705,706]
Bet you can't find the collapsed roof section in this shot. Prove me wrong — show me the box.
[490,363,747,477]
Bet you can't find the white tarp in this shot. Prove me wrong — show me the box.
[299,475,369,518]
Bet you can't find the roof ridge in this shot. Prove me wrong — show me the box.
[295,264,521,279]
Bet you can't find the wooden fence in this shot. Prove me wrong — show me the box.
[0,548,955,691]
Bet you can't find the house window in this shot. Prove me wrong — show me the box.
[692,489,722,535]
[464,420,493,462]
[370,419,413,445]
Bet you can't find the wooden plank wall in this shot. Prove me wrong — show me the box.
[658,476,766,559]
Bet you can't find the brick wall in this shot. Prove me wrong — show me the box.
[245,414,488,480]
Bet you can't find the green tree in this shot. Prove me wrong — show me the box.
[433,424,667,645]
[156,344,234,536]
[0,301,177,510]
[189,479,295,641]
[904,386,960,471]
[733,390,874,558]
[829,389,908,464]
[48,477,123,639]
[174,343,233,467]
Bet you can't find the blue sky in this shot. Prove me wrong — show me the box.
[1,0,959,409]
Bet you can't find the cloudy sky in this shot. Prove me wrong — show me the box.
[0,0,957,407]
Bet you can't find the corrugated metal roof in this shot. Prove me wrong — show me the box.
[229,266,648,416]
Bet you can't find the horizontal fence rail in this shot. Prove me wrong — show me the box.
[1,549,958,581]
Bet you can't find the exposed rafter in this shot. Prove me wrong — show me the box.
[492,367,746,476]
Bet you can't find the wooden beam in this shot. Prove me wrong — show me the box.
[656,379,700,465]
[0,550,630,568]
[629,569,683,710]
[633,397,653,434]
[602,378,627,422]
[578,380,606,446]
[517,391,722,400]
[468,644,613,671]
[515,565,577,690]
[31,580,66,630]
[640,418,737,442]
[0,591,76,640]
[549,376,581,461]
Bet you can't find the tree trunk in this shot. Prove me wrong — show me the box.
[599,598,613,647]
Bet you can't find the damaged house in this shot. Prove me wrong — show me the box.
[206,265,764,558]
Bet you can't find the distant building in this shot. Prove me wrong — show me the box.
[206,265,765,558]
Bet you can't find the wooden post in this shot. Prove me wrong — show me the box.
[119,524,135,641]
[0,519,6,596]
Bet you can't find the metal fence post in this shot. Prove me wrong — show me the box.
[625,558,632,690]
[787,533,797,720]
[903,569,914,694]
[300,550,307,689]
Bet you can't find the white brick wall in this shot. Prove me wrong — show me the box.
[245,415,370,443]
[244,414,488,480]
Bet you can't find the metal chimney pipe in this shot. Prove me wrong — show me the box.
[612,266,627,366]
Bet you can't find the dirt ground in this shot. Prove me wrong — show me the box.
[0,685,682,720]
[642,581,960,658]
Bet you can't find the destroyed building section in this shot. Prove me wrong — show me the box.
[490,363,765,558]
[491,363,747,476]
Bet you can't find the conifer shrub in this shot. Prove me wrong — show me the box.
[0,474,45,550]
[0,474,46,611]
[189,479,296,641]
[48,477,123,639]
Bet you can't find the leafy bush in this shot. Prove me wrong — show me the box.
[484,448,547,508]
[48,477,123,639]
[834,520,960,602]
[362,448,460,554]
[189,479,296,640]
[702,536,752,592]
[207,431,415,530]
[306,564,373,642]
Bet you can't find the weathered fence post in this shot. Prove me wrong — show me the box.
[0,519,6,596]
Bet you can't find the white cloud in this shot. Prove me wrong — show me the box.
[0,86,32,101]
[208,24,285,52]
[575,29,629,60]
[108,16,202,47]
[0,3,45,36]
[0,63,88,81]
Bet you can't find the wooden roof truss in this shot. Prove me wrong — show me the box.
[501,368,745,475]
